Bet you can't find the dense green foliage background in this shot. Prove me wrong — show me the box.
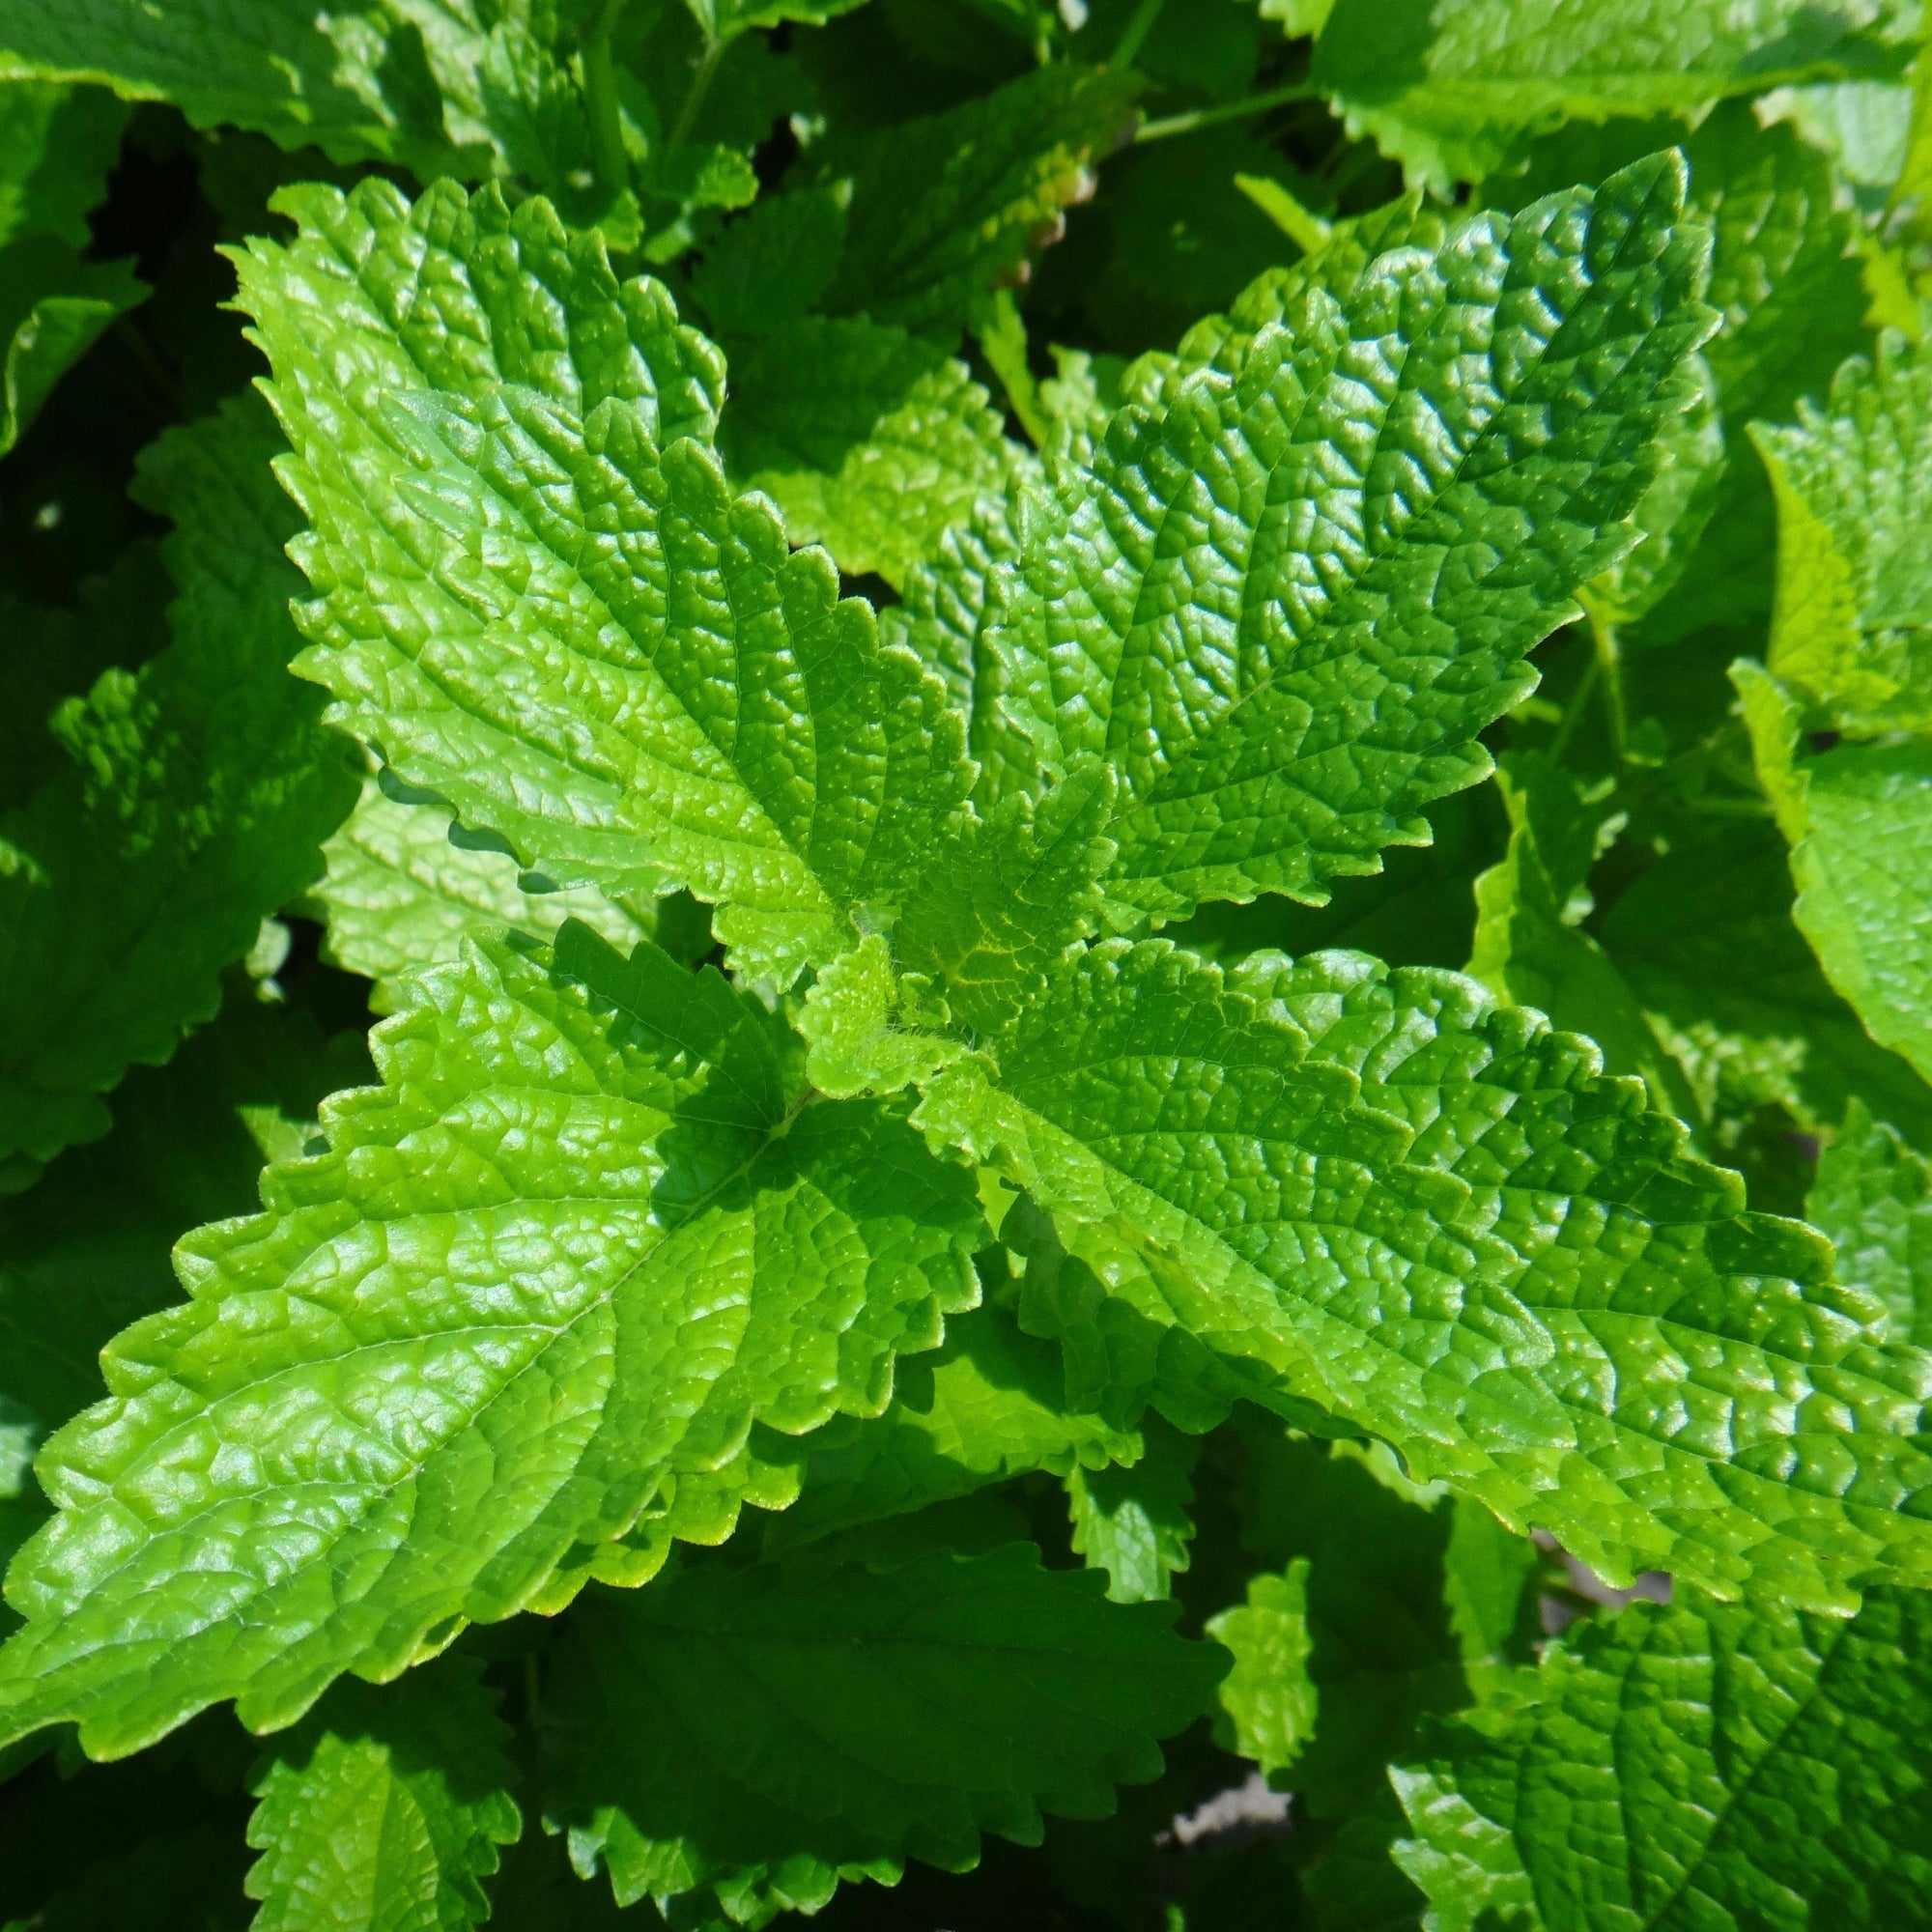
[6,1,1932,1927]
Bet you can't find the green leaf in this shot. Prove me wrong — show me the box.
[1065,1415,1197,1604]
[1599,817,1932,1149]
[689,181,851,337]
[0,0,471,172]
[0,233,146,454]
[1230,1430,1532,1819]
[1500,103,1871,639]
[307,778,651,1015]
[0,994,370,1576]
[1207,1562,1318,1783]
[718,316,1017,587]
[544,1544,1228,1921]
[1754,331,1932,731]
[0,922,983,1757]
[1809,1098,1932,1348]
[1468,755,1697,1122]
[914,937,1932,1609]
[803,64,1139,335]
[245,1656,522,1932]
[0,393,360,1185]
[995,155,1716,922]
[0,78,128,248]
[801,761,1118,1095]
[765,1299,1142,1553]
[1394,1585,1932,1931]
[877,484,1039,799]
[1313,0,1914,190]
[1738,659,1932,1089]
[696,0,873,42]
[237,175,972,990]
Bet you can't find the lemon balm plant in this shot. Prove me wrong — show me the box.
[5,1,1932,1926]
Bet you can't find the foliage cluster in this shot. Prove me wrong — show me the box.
[6,0,1932,1926]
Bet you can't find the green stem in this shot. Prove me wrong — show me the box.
[668,30,725,153]
[1589,609,1629,763]
[1109,0,1166,70]
[1135,80,1319,144]
[582,0,630,200]
[1545,652,1601,765]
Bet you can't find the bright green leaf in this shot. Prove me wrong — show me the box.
[0,923,983,1757]
[1739,659,1932,1088]
[1066,1415,1197,1604]
[915,938,1932,1609]
[1314,0,1914,190]
[1809,1098,1932,1348]
[994,155,1716,922]
[245,1656,522,1932]
[1207,1562,1319,1784]
[0,0,473,171]
[237,175,971,990]
[307,778,651,1015]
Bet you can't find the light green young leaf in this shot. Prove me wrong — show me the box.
[1738,659,1932,1087]
[719,316,1015,587]
[545,1545,1227,1923]
[1599,818,1932,1148]
[1738,336,1932,1087]
[1066,1416,1197,1604]
[246,1656,522,1932]
[0,393,359,1186]
[1313,0,1914,190]
[1394,1586,1932,1931]
[801,761,1118,1096]
[1809,1098,1932,1348]
[0,922,983,1758]
[812,64,1142,334]
[1207,1562,1319,1783]
[764,1300,1143,1553]
[914,938,1932,1609]
[0,233,146,454]
[995,155,1716,922]
[237,176,972,990]
[307,777,650,1014]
